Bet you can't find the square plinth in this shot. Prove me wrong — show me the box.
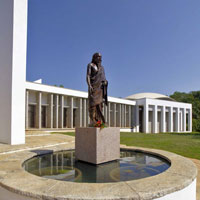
[75,127,120,164]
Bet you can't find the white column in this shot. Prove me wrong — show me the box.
[86,100,90,126]
[180,110,183,132]
[175,107,180,132]
[124,105,127,127]
[68,97,73,128]
[36,92,42,129]
[183,108,186,132]
[110,103,113,126]
[143,103,149,133]
[83,99,87,127]
[169,107,173,132]
[113,103,116,127]
[59,96,64,128]
[54,95,59,128]
[47,94,53,128]
[117,104,121,127]
[131,106,134,129]
[77,98,82,127]
[153,105,158,133]
[128,106,131,127]
[188,108,192,132]
[136,106,140,132]
[25,90,29,129]
[161,106,166,132]
[107,103,111,127]
[0,0,27,144]
[119,104,122,127]
[121,105,124,127]
[104,104,108,124]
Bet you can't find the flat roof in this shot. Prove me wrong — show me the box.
[26,81,136,105]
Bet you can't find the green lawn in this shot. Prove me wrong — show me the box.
[120,132,200,160]
[52,132,75,137]
[52,132,200,160]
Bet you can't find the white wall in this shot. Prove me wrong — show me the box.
[29,91,37,104]
[0,0,27,144]
[41,93,48,105]
[155,178,196,200]
[0,0,13,144]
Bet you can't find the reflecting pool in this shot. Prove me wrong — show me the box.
[23,150,170,183]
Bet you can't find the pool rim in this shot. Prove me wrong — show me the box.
[22,148,171,183]
[0,145,197,200]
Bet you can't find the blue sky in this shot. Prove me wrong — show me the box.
[27,0,200,98]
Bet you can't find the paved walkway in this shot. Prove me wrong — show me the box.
[26,129,75,135]
[0,134,74,154]
[0,133,199,199]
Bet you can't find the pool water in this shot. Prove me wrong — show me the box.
[23,150,170,183]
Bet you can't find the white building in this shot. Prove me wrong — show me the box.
[0,0,192,145]
[25,80,192,134]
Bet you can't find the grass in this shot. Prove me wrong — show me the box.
[52,132,75,137]
[120,132,200,160]
[51,131,200,160]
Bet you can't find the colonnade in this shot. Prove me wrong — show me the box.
[25,86,192,133]
[25,90,133,129]
[135,102,192,133]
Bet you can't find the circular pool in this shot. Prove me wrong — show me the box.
[23,149,170,183]
[0,146,197,200]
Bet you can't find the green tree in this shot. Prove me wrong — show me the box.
[170,91,200,132]
[53,84,64,88]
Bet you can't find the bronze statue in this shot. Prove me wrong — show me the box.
[86,53,108,125]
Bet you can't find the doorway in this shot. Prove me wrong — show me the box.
[139,106,143,132]
[63,108,67,128]
[73,108,76,127]
[28,105,36,128]
[41,106,47,128]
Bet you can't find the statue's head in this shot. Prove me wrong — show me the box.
[92,52,102,64]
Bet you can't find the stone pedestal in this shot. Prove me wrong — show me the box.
[75,127,120,164]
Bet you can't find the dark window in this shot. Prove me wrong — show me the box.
[73,109,76,127]
[63,108,67,128]
[41,106,47,128]
[28,105,36,128]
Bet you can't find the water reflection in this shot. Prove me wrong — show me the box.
[24,150,170,183]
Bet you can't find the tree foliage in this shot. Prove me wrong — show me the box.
[170,91,200,132]
[53,84,64,88]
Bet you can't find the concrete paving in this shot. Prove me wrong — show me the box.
[0,133,199,200]
[26,129,75,135]
[0,134,74,155]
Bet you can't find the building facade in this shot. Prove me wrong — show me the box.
[26,81,192,133]
[0,1,192,145]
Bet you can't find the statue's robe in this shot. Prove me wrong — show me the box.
[87,63,107,109]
